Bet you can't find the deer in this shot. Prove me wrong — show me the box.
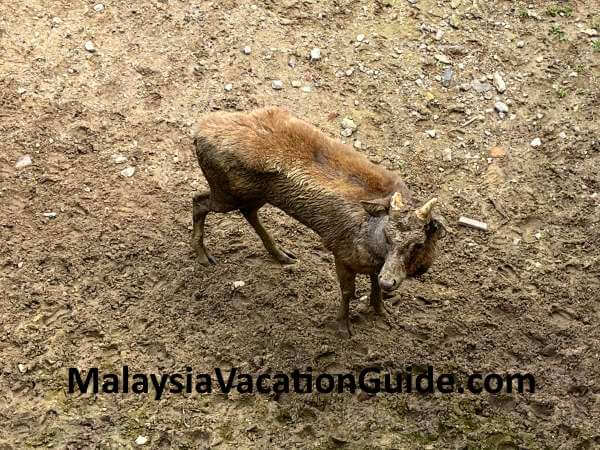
[191,107,448,335]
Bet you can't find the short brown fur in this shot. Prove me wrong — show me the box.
[191,107,445,336]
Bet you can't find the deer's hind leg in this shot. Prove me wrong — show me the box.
[192,190,238,265]
[240,205,297,265]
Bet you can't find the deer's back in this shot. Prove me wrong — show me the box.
[193,107,406,206]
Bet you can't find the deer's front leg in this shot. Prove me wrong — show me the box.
[334,258,356,337]
[369,273,392,316]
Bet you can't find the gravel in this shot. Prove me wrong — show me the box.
[271,80,283,90]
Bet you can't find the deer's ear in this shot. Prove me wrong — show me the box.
[360,196,390,217]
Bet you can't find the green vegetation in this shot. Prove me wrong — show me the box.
[550,25,567,41]
[546,4,573,17]
[518,9,529,19]
[593,40,600,52]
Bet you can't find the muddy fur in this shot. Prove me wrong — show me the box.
[191,107,443,335]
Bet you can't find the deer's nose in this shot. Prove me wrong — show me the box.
[379,277,397,291]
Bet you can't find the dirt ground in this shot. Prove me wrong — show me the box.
[1,0,599,448]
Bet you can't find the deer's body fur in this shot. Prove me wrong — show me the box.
[191,107,443,335]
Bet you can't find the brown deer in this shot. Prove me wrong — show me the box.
[191,107,448,335]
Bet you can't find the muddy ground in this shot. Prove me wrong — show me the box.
[1,0,599,448]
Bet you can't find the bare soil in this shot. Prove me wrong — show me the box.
[1,0,599,448]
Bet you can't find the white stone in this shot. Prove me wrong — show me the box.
[121,166,136,177]
[494,101,509,113]
[530,138,542,147]
[242,46,251,55]
[84,41,96,52]
[224,83,233,91]
[434,54,450,64]
[94,4,105,12]
[111,154,127,164]
[233,281,245,289]
[271,80,283,90]
[356,34,365,42]
[15,155,32,169]
[341,117,357,130]
[135,436,148,446]
[310,48,321,61]
[493,72,506,93]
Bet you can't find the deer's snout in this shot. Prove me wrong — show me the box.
[378,276,398,292]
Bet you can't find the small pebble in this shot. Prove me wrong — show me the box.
[310,48,321,61]
[288,56,296,68]
[224,83,233,91]
[121,167,136,177]
[434,54,450,64]
[530,138,542,148]
[442,148,452,161]
[493,72,506,93]
[111,154,127,164]
[353,140,362,149]
[43,212,57,218]
[494,101,509,113]
[271,80,283,90]
[84,41,96,52]
[291,80,301,88]
[242,46,251,55]
[472,80,492,93]
[18,364,27,373]
[356,34,365,42]
[434,29,444,41]
[94,4,104,12]
[441,67,453,87]
[15,155,32,169]
[233,280,246,289]
[341,128,353,137]
[488,146,506,158]
[516,40,525,48]
[425,129,437,138]
[341,117,357,130]
[301,85,312,93]
[135,436,148,446]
